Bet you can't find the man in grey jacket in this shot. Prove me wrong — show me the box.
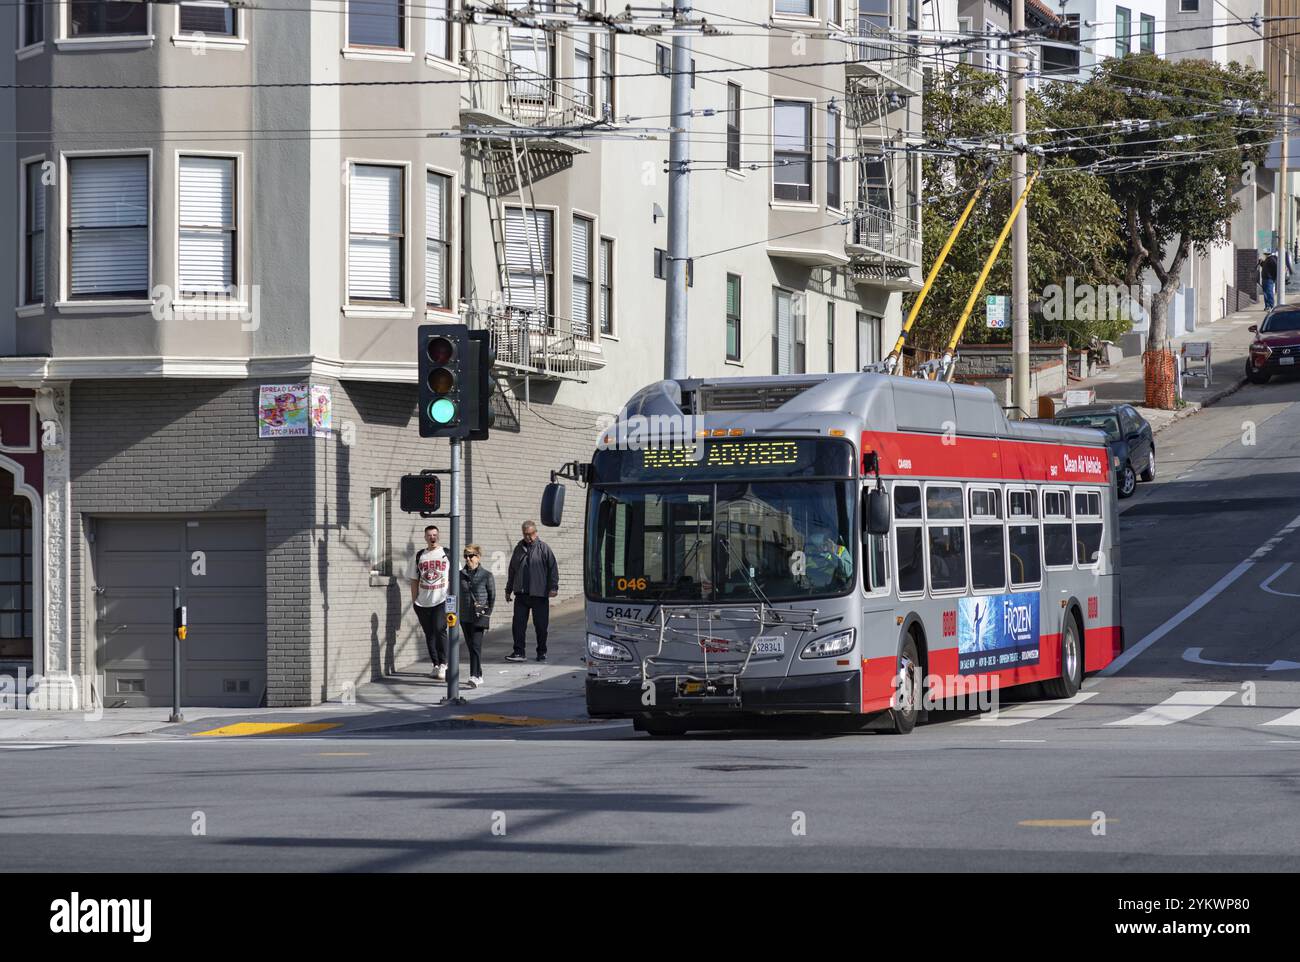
[505,521,559,663]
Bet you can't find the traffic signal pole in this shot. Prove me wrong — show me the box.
[440,438,465,706]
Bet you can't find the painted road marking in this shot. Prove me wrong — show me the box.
[192,722,342,737]
[999,739,1046,743]
[1019,819,1111,828]
[960,692,1097,726]
[1259,562,1300,598]
[452,713,594,728]
[1262,708,1300,727]
[315,752,371,756]
[1107,691,1235,726]
[1099,510,1300,677]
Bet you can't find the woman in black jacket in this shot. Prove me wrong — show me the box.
[459,544,495,688]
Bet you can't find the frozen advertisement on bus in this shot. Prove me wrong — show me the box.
[958,592,1041,674]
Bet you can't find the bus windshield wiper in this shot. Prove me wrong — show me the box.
[718,535,777,616]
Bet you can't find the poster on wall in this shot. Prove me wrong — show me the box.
[258,384,311,438]
[957,592,1041,675]
[310,384,333,438]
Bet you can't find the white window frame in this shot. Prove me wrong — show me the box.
[369,488,392,577]
[58,0,154,50]
[825,103,842,212]
[922,481,968,597]
[18,155,47,309]
[1005,484,1042,589]
[773,0,816,22]
[597,31,616,118]
[174,150,243,306]
[344,158,412,315]
[967,483,1006,595]
[504,203,557,320]
[57,148,153,311]
[1179,0,1199,10]
[573,32,597,118]
[172,2,246,51]
[1041,485,1074,572]
[726,82,742,174]
[1073,487,1104,569]
[891,481,925,599]
[956,16,973,65]
[571,210,596,341]
[424,164,456,313]
[772,97,816,206]
[17,0,46,56]
[424,0,459,70]
[599,235,615,338]
[343,0,414,62]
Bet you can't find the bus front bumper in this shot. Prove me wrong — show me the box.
[586,669,861,718]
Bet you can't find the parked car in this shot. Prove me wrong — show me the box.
[1053,403,1155,499]
[1246,305,1300,384]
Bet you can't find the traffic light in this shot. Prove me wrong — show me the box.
[400,474,442,514]
[418,324,470,438]
[466,329,496,441]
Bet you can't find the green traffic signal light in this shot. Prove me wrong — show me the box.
[429,398,457,424]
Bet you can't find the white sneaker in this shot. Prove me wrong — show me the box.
[463,676,479,689]
[470,675,484,687]
[433,664,446,681]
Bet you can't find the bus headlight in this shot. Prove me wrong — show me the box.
[587,634,634,662]
[800,629,856,659]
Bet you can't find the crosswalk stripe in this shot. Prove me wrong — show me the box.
[1262,708,1300,727]
[959,691,1098,726]
[1107,690,1235,726]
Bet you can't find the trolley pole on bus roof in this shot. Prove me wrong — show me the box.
[1010,0,1031,419]
[664,3,693,380]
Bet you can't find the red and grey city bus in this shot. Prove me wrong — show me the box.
[543,372,1123,736]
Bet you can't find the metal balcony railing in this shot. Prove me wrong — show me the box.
[843,22,923,97]
[846,202,922,269]
[463,300,599,382]
[462,49,597,129]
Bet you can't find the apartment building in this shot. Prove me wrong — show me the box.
[0,1,923,708]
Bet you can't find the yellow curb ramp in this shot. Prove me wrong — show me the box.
[192,722,342,737]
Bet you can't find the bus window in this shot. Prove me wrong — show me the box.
[1075,489,1103,566]
[925,485,963,519]
[1009,489,1038,519]
[864,532,888,592]
[893,483,922,520]
[1006,486,1041,587]
[1043,487,1073,568]
[969,485,1005,592]
[928,525,967,592]
[895,527,924,595]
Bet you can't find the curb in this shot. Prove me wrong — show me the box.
[1150,374,1248,436]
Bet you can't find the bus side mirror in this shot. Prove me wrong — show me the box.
[540,482,565,527]
[864,487,890,537]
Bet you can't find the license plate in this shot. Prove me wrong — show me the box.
[1282,357,1295,366]
[752,636,784,656]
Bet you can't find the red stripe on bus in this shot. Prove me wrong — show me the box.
[860,431,1111,484]
[859,626,1121,713]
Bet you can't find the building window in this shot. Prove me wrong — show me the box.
[773,288,803,374]
[574,33,596,115]
[348,163,405,305]
[598,34,615,116]
[1043,14,1080,74]
[178,155,236,296]
[726,273,742,361]
[1179,0,1198,10]
[179,2,237,36]
[956,17,972,64]
[773,100,812,202]
[656,43,670,76]
[775,0,814,15]
[599,237,614,336]
[369,489,391,576]
[726,83,741,170]
[425,170,450,309]
[348,0,404,49]
[856,311,879,369]
[21,0,44,46]
[425,0,451,61]
[572,215,594,339]
[826,105,841,210]
[69,1,148,37]
[826,302,834,372]
[1139,13,1155,53]
[22,162,45,305]
[861,155,890,212]
[0,474,32,661]
[67,155,149,300]
[1115,7,1131,58]
[505,206,553,317]
[828,0,841,26]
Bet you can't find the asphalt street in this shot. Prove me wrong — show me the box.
[5,378,1300,872]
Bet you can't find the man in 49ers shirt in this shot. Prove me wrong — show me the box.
[407,525,451,680]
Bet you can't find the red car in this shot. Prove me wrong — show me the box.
[1247,306,1300,383]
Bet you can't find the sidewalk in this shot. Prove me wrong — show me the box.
[0,601,592,741]
[1049,300,1267,434]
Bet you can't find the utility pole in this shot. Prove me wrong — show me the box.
[1010,0,1031,418]
[664,4,693,380]
[441,438,465,706]
[1280,50,1290,307]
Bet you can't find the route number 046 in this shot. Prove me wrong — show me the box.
[616,577,647,592]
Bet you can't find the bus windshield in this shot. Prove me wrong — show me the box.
[586,480,855,603]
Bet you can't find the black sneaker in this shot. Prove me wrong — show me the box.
[536,654,548,663]
[505,653,526,663]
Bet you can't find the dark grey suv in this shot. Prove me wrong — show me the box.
[1053,403,1155,498]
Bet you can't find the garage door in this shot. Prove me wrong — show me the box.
[94,517,266,708]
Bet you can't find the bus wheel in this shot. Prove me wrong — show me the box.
[885,637,922,735]
[1043,616,1083,699]
[636,717,688,737]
